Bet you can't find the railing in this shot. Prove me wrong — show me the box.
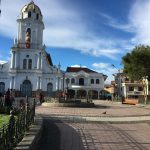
[13,43,41,49]
[127,91,144,95]
[0,97,35,150]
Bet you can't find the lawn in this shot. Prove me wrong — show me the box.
[0,114,10,128]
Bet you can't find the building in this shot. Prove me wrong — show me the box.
[0,1,107,98]
[64,67,107,99]
[113,72,150,102]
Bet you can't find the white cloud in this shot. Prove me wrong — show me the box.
[129,0,150,45]
[71,65,87,68]
[99,13,135,33]
[100,0,150,46]
[0,60,7,64]
[92,62,119,84]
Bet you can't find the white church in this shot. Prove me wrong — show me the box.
[0,1,107,98]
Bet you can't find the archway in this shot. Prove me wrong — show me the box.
[67,89,75,98]
[77,90,87,99]
[47,83,53,96]
[88,90,98,99]
[0,82,5,95]
[20,80,32,97]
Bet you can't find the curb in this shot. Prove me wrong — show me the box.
[15,115,43,150]
[47,115,150,123]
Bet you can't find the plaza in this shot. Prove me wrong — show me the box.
[34,100,150,150]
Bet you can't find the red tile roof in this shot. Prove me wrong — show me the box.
[66,67,97,73]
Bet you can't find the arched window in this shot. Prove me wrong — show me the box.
[28,11,31,18]
[36,13,39,20]
[91,79,94,84]
[96,79,99,84]
[71,78,75,84]
[23,59,27,69]
[28,59,32,69]
[79,78,84,86]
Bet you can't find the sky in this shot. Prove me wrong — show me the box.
[0,0,150,83]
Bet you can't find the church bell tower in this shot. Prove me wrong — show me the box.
[17,1,44,49]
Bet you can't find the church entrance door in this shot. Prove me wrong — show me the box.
[47,83,53,96]
[20,80,32,97]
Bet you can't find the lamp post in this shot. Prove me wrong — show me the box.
[66,78,69,100]
[142,76,148,104]
[112,64,122,100]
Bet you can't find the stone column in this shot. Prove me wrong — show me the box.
[10,76,14,89]
[15,52,18,69]
[11,51,15,69]
[37,53,40,69]
[98,90,100,100]
[37,77,40,90]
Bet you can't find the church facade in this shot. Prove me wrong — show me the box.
[0,1,107,98]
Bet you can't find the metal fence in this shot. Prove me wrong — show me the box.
[0,97,35,150]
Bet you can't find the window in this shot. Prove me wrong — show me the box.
[23,59,27,69]
[36,14,39,20]
[138,86,143,91]
[96,79,99,84]
[91,79,94,84]
[66,78,70,84]
[79,78,84,86]
[71,78,75,84]
[28,11,31,18]
[129,86,134,91]
[28,59,32,69]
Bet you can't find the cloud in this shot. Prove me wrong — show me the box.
[129,0,150,45]
[0,60,7,64]
[0,0,124,60]
[99,13,135,33]
[99,0,150,46]
[71,65,87,68]
[92,62,118,84]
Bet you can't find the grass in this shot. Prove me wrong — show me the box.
[0,114,10,128]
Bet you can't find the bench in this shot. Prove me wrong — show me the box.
[122,99,138,105]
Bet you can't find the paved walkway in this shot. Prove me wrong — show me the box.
[36,100,150,150]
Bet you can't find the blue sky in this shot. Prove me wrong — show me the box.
[0,0,150,83]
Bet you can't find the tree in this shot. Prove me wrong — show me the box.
[122,45,150,80]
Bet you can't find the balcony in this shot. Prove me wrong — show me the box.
[127,91,144,95]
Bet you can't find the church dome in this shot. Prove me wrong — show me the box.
[20,1,42,20]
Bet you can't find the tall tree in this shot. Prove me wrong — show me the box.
[122,45,150,80]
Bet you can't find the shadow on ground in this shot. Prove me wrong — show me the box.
[36,118,85,150]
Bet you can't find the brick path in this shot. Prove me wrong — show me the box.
[36,100,150,150]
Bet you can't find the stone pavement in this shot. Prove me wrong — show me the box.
[36,100,150,118]
[36,100,150,150]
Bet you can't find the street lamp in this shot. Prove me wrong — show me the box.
[112,64,122,100]
[66,78,69,100]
